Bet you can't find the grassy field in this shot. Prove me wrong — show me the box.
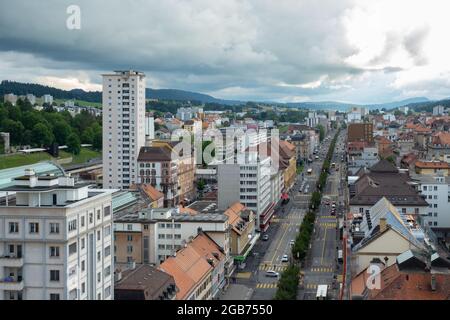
[0,148,101,170]
[60,148,101,165]
[53,99,102,108]
[278,125,289,134]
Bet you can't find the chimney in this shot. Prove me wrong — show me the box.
[431,274,436,291]
[379,217,387,232]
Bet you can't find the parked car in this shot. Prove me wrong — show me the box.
[281,254,289,262]
[262,234,269,241]
[265,270,280,278]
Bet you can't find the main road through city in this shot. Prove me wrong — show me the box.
[224,129,345,300]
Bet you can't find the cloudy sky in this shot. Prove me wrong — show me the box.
[1,0,450,104]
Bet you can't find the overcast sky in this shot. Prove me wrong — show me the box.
[1,0,450,104]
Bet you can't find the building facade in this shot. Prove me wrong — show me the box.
[0,169,115,300]
[102,70,146,190]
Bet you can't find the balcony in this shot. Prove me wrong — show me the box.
[0,278,24,291]
[0,256,24,268]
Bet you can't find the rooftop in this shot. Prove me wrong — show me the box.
[114,264,176,300]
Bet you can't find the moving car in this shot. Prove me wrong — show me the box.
[262,234,269,241]
[265,270,280,278]
[281,254,289,262]
[290,240,295,246]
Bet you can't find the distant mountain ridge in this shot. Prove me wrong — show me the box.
[0,80,444,111]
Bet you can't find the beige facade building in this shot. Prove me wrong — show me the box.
[0,169,115,300]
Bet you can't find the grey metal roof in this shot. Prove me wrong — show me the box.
[0,161,65,189]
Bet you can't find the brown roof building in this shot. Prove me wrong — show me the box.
[350,160,428,212]
[348,123,374,143]
[114,264,177,300]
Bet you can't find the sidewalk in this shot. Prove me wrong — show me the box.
[220,284,254,300]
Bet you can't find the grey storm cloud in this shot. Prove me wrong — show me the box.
[0,0,440,103]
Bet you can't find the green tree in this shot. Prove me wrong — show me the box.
[317,124,325,142]
[1,119,24,145]
[81,127,94,144]
[92,129,102,150]
[67,133,81,155]
[31,123,54,147]
[53,121,72,146]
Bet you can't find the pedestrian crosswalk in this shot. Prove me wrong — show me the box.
[319,222,337,228]
[321,215,337,219]
[310,267,333,273]
[305,283,318,290]
[258,264,288,272]
[256,283,278,289]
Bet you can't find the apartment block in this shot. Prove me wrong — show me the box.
[0,169,115,300]
[102,70,146,190]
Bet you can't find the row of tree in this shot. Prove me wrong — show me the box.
[274,129,341,300]
[0,99,102,154]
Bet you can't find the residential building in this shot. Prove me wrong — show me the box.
[114,264,176,300]
[351,250,450,300]
[102,70,146,190]
[25,94,36,105]
[3,94,17,106]
[113,207,230,269]
[223,202,258,266]
[414,161,450,176]
[410,173,450,236]
[350,197,425,275]
[349,160,429,218]
[145,113,155,142]
[217,155,274,232]
[0,169,115,300]
[137,145,179,207]
[42,94,53,105]
[159,232,225,300]
[348,123,374,143]
[428,132,450,162]
[433,105,445,116]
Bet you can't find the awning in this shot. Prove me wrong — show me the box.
[234,233,260,262]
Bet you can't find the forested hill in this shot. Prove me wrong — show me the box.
[0,80,242,105]
[0,80,102,102]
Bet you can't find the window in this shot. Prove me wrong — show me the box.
[50,270,60,282]
[104,266,111,277]
[127,224,133,231]
[97,251,101,262]
[81,283,86,294]
[105,245,111,257]
[127,235,133,242]
[81,237,85,249]
[434,186,438,191]
[29,222,39,233]
[81,260,85,272]
[89,213,93,224]
[434,221,438,226]
[174,223,181,229]
[67,241,77,255]
[127,245,133,253]
[104,206,111,217]
[166,234,173,239]
[97,210,101,220]
[359,208,364,213]
[423,186,428,191]
[97,230,101,241]
[104,226,111,237]
[50,246,60,257]
[50,293,60,300]
[50,223,60,234]
[174,234,181,239]
[434,204,438,208]
[97,272,101,283]
[105,286,111,298]
[81,216,85,227]
[68,219,77,232]
[158,234,165,239]
[158,244,165,250]
[143,224,149,230]
[9,222,19,233]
